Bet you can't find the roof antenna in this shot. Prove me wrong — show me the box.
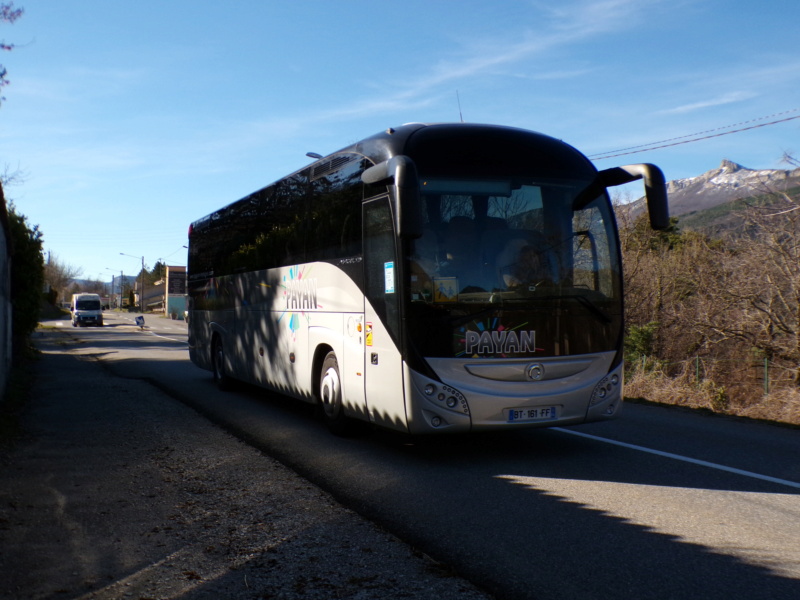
[456,90,464,123]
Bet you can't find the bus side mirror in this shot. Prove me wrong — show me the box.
[362,156,423,238]
[595,163,670,230]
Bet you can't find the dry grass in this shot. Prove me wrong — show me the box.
[624,364,800,426]
[735,388,800,425]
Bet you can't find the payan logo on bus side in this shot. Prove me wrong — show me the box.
[285,278,318,310]
[464,330,536,355]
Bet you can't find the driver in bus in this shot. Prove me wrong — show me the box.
[499,237,554,289]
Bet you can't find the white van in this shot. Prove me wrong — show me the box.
[71,293,104,327]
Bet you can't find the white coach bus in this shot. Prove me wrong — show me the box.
[187,123,668,435]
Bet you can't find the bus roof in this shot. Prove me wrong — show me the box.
[189,123,598,230]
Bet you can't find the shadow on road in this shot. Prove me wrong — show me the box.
[34,321,800,600]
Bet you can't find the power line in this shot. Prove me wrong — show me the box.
[589,108,800,161]
[592,108,800,156]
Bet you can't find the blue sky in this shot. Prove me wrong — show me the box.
[1,0,799,283]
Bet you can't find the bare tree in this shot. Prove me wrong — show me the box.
[617,157,800,418]
[44,253,83,304]
[0,2,24,104]
[616,205,697,358]
[696,184,800,385]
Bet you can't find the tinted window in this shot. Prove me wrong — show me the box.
[189,155,366,279]
[364,198,401,342]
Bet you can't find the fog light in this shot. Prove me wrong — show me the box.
[590,371,622,406]
[424,384,436,396]
[431,416,442,427]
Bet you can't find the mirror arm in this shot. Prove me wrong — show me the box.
[362,156,422,238]
[594,163,670,230]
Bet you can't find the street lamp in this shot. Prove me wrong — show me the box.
[120,253,145,313]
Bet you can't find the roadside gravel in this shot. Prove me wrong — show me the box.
[0,327,493,600]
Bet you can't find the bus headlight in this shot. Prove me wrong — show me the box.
[590,374,621,406]
[418,381,470,415]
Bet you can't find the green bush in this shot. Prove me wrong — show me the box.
[624,322,659,368]
[7,203,44,361]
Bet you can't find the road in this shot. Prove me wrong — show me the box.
[52,311,800,599]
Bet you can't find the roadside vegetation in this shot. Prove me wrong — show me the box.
[6,201,43,360]
[618,157,800,426]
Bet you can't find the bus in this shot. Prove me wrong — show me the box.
[187,123,668,435]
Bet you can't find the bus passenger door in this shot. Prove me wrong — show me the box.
[363,198,408,432]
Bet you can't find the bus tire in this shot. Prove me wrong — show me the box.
[212,336,232,391]
[319,352,355,436]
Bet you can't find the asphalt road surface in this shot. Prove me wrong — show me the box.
[41,311,800,599]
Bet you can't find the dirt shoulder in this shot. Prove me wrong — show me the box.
[0,327,492,600]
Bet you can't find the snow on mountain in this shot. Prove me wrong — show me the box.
[624,160,800,221]
[665,160,800,216]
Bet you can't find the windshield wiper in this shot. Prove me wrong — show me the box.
[533,294,613,324]
[437,293,613,326]
[446,305,500,327]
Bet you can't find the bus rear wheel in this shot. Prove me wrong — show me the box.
[319,352,356,436]
[212,336,231,391]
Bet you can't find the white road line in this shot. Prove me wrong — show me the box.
[149,332,186,343]
[554,427,800,490]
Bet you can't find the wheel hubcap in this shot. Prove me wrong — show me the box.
[320,367,340,417]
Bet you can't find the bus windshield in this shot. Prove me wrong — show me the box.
[406,178,622,359]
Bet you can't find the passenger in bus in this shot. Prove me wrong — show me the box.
[441,216,480,289]
[413,230,441,277]
[409,229,441,300]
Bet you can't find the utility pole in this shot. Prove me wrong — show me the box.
[120,253,146,312]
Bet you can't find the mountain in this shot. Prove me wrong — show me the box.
[623,159,800,232]
[665,159,800,217]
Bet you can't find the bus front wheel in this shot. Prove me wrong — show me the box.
[319,352,355,436]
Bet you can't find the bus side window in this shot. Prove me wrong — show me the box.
[364,197,401,341]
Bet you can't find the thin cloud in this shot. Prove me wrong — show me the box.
[659,92,759,115]
[314,0,659,124]
[140,0,671,156]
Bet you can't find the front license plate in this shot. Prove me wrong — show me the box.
[507,406,559,423]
